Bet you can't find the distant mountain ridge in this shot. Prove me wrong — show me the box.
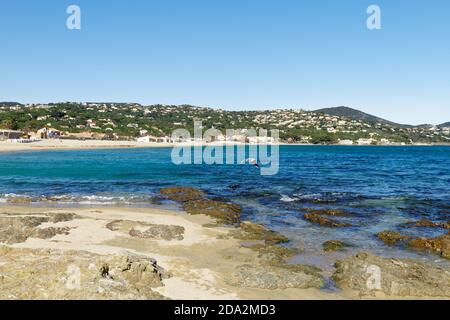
[0,102,23,106]
[314,106,412,128]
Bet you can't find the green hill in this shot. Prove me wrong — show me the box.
[0,102,448,144]
[315,106,411,128]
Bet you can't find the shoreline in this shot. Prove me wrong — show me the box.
[0,204,347,300]
[0,203,448,300]
[1,139,449,154]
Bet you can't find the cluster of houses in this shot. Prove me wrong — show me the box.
[136,133,277,144]
[0,127,62,143]
[337,138,400,145]
[0,126,111,143]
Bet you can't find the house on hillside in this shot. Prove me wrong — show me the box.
[247,136,276,144]
[356,138,374,145]
[137,135,173,143]
[338,139,354,145]
[35,128,61,139]
[65,132,95,140]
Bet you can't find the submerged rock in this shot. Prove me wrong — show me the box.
[303,213,351,228]
[404,219,440,228]
[303,208,350,217]
[377,230,411,246]
[332,252,450,297]
[149,196,165,205]
[377,229,450,260]
[227,264,324,290]
[403,219,450,230]
[409,233,450,259]
[323,240,349,252]
[301,207,352,228]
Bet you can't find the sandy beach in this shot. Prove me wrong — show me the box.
[0,139,175,153]
[1,203,448,300]
[0,205,349,300]
[0,139,262,154]
[1,140,446,154]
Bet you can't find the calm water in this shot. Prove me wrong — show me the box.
[1,146,449,268]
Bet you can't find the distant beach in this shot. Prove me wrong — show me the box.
[0,139,173,153]
[1,139,449,154]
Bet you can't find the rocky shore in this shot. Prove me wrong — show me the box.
[0,187,449,299]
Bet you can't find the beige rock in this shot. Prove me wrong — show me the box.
[105,220,185,241]
[226,263,324,290]
[333,252,450,297]
[0,246,168,300]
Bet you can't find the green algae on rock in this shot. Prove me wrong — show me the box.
[402,219,450,230]
[303,208,350,217]
[409,232,450,259]
[323,240,349,252]
[160,186,241,224]
[377,230,411,246]
[303,212,352,228]
[231,221,289,245]
[160,187,204,202]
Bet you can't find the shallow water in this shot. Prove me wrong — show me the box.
[1,145,449,268]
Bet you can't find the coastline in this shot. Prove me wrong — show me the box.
[1,203,448,300]
[0,204,346,300]
[0,139,173,153]
[1,139,449,154]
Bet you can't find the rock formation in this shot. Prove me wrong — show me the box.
[332,252,450,297]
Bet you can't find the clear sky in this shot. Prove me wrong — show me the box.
[1,0,449,125]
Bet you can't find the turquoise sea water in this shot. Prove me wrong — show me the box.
[1,145,449,267]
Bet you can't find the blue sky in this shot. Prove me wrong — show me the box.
[0,0,449,125]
